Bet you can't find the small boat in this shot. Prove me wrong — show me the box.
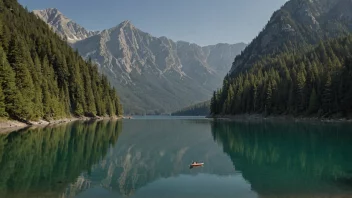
[190,162,204,167]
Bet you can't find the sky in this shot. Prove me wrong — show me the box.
[18,0,288,46]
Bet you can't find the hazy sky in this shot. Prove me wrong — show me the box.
[18,0,288,46]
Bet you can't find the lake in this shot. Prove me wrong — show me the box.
[1,117,352,198]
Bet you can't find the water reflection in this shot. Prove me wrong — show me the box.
[0,120,122,198]
[86,119,236,197]
[211,121,352,196]
[3,118,352,198]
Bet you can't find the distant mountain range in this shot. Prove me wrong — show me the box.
[34,8,247,114]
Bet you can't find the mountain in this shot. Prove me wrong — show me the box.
[33,10,247,114]
[73,22,246,114]
[211,0,352,118]
[230,0,352,74]
[0,0,122,122]
[33,8,99,43]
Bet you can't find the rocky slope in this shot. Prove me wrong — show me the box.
[73,21,246,114]
[230,0,352,74]
[34,9,246,114]
[33,8,99,43]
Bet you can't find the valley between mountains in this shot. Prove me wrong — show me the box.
[34,8,247,115]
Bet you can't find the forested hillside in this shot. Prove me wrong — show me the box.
[230,0,352,74]
[0,0,122,122]
[212,0,352,119]
[211,35,352,118]
[172,101,210,116]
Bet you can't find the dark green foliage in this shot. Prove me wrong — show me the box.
[211,35,352,118]
[308,88,318,114]
[172,101,210,116]
[0,46,19,118]
[210,91,217,115]
[0,0,122,120]
[0,85,6,117]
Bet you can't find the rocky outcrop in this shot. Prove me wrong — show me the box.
[33,8,99,43]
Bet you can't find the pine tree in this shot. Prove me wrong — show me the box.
[322,75,333,115]
[32,54,43,118]
[308,88,318,114]
[296,70,306,112]
[0,25,10,52]
[0,85,6,117]
[41,57,53,118]
[7,37,35,120]
[114,95,123,116]
[210,91,217,115]
[224,84,234,114]
[265,82,272,115]
[69,63,85,116]
[83,64,97,116]
[252,84,258,112]
[0,46,19,118]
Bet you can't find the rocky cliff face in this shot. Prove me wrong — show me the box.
[34,9,246,114]
[73,21,246,114]
[230,0,352,74]
[33,8,99,43]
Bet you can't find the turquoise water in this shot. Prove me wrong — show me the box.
[1,118,352,197]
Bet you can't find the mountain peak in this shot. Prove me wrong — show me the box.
[33,8,65,20]
[34,8,59,13]
[107,20,137,33]
[119,20,135,29]
[44,8,60,13]
[121,20,131,25]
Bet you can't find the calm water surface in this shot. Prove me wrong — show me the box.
[1,117,352,198]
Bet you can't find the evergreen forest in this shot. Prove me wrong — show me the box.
[172,101,210,116]
[211,35,352,118]
[0,0,122,122]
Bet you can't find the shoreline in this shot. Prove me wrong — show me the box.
[206,114,352,123]
[0,116,123,134]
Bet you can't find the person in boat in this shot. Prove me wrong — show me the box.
[192,161,197,165]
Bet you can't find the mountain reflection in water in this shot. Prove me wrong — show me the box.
[1,118,352,198]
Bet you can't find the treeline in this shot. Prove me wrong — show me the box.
[172,101,210,116]
[0,0,122,121]
[211,35,352,118]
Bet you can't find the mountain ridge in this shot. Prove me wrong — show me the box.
[229,0,352,74]
[33,8,100,43]
[34,9,247,114]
